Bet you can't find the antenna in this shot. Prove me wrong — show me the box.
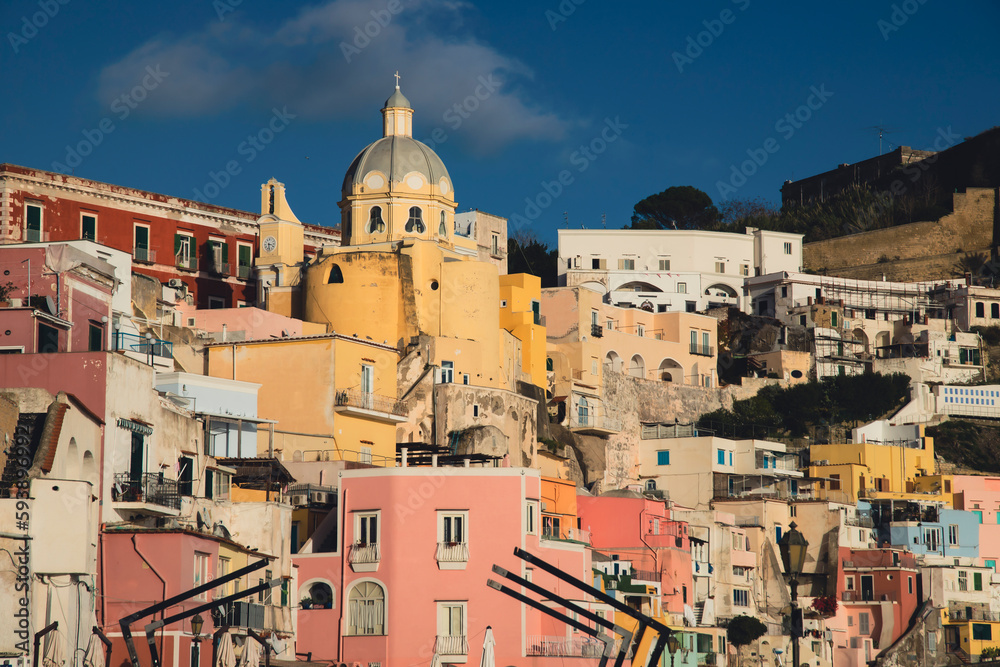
[563,211,569,227]
[602,213,606,229]
[865,122,898,155]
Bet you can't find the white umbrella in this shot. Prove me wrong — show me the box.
[217,634,237,667]
[82,634,106,667]
[239,639,261,667]
[480,627,495,667]
[42,632,64,667]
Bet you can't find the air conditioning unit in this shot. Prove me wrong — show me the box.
[168,278,185,288]
[313,491,327,504]
[541,502,549,511]
[290,494,306,506]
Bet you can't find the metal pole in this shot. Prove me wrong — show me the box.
[791,577,800,667]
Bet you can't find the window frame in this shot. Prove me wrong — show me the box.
[80,212,97,242]
[439,511,469,545]
[354,510,381,546]
[347,580,386,636]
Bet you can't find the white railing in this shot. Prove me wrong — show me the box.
[435,542,470,563]
[348,542,381,564]
[569,414,623,432]
[434,635,469,656]
[526,636,607,658]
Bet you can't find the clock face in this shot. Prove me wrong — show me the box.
[263,236,277,252]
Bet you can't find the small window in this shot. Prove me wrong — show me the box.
[328,264,344,284]
[959,570,968,591]
[677,282,687,294]
[717,449,725,465]
[845,576,854,591]
[859,612,870,635]
[440,361,454,384]
[657,450,670,466]
[993,303,1000,319]
[37,322,59,354]
[81,214,97,241]
[441,513,467,544]
[741,264,749,276]
[733,589,749,607]
[908,577,913,594]
[405,206,425,233]
[25,202,43,242]
[368,206,386,234]
[619,258,635,270]
[976,302,986,318]
[658,259,670,271]
[439,211,447,236]
[949,524,959,545]
[715,261,725,273]
[783,242,792,255]
[88,322,104,352]
[526,502,537,534]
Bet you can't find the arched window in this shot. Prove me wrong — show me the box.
[405,207,425,233]
[438,211,447,237]
[367,206,385,234]
[309,582,334,609]
[976,302,985,318]
[645,479,657,492]
[348,581,385,635]
[328,264,344,284]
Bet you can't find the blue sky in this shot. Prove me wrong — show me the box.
[3,0,998,245]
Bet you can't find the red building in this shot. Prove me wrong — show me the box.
[0,164,338,308]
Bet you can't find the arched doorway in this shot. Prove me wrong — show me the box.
[629,354,646,379]
[605,351,623,374]
[658,358,684,382]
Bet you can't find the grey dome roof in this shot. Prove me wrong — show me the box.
[342,135,451,197]
[383,86,411,109]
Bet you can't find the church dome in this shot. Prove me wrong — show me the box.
[341,135,451,199]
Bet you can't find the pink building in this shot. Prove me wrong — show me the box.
[576,490,694,621]
[294,466,597,666]
[951,475,1000,568]
[828,547,920,667]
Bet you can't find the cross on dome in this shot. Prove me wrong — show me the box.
[393,71,401,88]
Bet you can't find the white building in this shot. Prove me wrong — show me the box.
[557,228,802,313]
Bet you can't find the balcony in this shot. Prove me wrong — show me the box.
[569,413,622,436]
[175,254,199,271]
[133,247,157,264]
[348,542,381,572]
[111,472,181,516]
[219,601,266,629]
[690,343,714,357]
[434,635,469,658]
[25,229,50,243]
[591,323,604,338]
[526,636,607,658]
[436,541,470,570]
[210,261,231,277]
[845,514,874,528]
[237,264,252,279]
[334,389,407,423]
[948,608,1000,622]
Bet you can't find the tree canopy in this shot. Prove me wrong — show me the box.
[630,186,720,230]
[727,615,767,648]
[507,231,559,287]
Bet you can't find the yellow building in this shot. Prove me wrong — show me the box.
[206,334,403,465]
[808,428,936,504]
[500,273,547,389]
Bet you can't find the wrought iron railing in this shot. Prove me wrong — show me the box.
[348,543,381,564]
[434,635,469,656]
[690,343,714,356]
[591,323,604,338]
[175,254,198,271]
[113,332,173,358]
[435,542,470,563]
[526,636,607,658]
[112,472,180,509]
[237,264,252,279]
[335,389,406,416]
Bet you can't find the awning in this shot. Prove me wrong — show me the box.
[117,418,153,435]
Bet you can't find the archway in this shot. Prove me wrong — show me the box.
[658,358,684,382]
[605,351,623,374]
[618,281,663,293]
[852,328,869,355]
[875,331,890,358]
[704,283,738,298]
[309,582,334,609]
[629,354,646,379]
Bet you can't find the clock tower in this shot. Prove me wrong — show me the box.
[256,178,305,315]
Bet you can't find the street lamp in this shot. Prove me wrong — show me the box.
[190,614,204,667]
[778,522,808,667]
[666,632,681,667]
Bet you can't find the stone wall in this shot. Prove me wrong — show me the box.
[803,188,997,281]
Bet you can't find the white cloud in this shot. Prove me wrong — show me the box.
[96,0,569,153]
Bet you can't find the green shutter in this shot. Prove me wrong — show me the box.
[975,572,983,591]
[174,233,183,255]
[238,244,251,266]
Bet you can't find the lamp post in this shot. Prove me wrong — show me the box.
[190,613,204,667]
[778,522,809,667]
[667,632,681,667]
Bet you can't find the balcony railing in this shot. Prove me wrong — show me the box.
[25,229,49,243]
[434,635,469,656]
[348,543,381,564]
[526,636,607,658]
[210,261,231,276]
[569,414,623,432]
[112,472,180,510]
[948,608,1000,622]
[690,343,714,357]
[845,514,874,528]
[335,389,406,417]
[133,247,156,263]
[175,254,198,271]
[630,569,660,583]
[591,323,604,338]
[113,332,173,359]
[237,264,252,279]
[435,542,470,563]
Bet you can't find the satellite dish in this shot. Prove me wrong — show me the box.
[45,296,56,315]
[196,509,212,531]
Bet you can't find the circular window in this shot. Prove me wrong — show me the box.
[430,280,439,291]
[791,370,803,379]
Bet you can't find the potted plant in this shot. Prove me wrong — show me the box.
[0,281,16,307]
[811,595,838,617]
[299,596,312,610]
